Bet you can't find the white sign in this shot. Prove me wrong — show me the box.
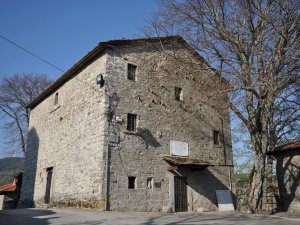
[216,190,235,211]
[170,140,189,156]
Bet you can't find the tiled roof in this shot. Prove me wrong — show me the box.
[162,155,209,165]
[162,155,213,167]
[267,140,300,155]
[0,172,22,193]
[0,182,16,192]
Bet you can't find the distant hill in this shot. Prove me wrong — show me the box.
[0,157,24,185]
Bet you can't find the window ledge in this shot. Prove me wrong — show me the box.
[123,131,139,136]
[128,188,150,190]
[214,144,222,148]
[49,105,60,114]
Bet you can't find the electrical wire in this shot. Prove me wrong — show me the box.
[0,34,103,94]
[0,34,65,73]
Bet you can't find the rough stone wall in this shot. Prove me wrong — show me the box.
[20,54,108,208]
[104,40,233,212]
[275,151,300,213]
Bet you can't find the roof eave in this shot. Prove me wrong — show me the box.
[267,140,300,155]
[26,44,109,109]
[26,35,213,109]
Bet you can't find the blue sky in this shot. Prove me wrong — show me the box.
[0,0,159,158]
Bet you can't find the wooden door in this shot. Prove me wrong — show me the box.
[45,167,53,204]
[174,176,188,212]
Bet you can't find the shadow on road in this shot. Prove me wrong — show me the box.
[0,208,57,225]
[0,209,298,225]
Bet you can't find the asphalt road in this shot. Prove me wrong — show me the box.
[0,208,299,225]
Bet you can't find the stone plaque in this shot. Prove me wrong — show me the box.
[170,140,189,156]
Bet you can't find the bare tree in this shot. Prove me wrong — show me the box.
[146,0,300,211]
[0,73,51,155]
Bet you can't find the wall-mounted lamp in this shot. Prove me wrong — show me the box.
[96,74,105,87]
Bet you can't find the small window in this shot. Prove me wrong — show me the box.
[154,182,161,188]
[174,87,183,101]
[54,92,58,105]
[127,64,137,81]
[213,131,220,145]
[127,113,137,132]
[147,177,153,190]
[128,176,136,189]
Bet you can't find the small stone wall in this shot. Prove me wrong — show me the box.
[275,150,300,213]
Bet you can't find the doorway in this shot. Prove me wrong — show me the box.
[45,167,53,204]
[174,176,188,212]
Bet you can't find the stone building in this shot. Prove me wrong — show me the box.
[20,36,234,212]
[268,140,300,213]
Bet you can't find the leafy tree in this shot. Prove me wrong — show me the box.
[0,73,51,155]
[146,0,300,211]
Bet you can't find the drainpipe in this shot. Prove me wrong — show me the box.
[105,143,110,211]
[103,78,111,211]
[228,167,232,191]
[104,94,110,211]
[220,118,227,165]
[220,117,232,191]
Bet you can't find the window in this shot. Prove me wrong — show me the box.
[128,176,136,189]
[154,182,161,188]
[174,87,183,101]
[54,92,58,105]
[213,131,220,145]
[127,113,137,131]
[147,177,153,190]
[127,64,137,81]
